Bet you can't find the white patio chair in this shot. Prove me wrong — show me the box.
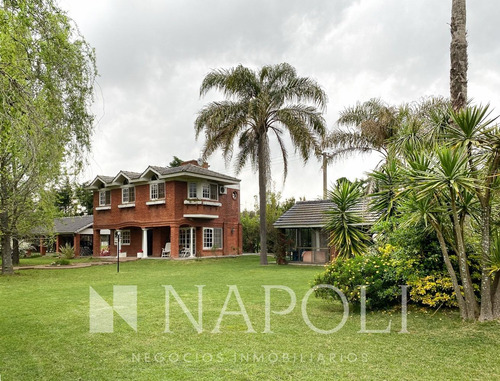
[161,242,171,258]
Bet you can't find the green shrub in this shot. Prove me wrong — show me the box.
[59,244,75,259]
[409,274,458,308]
[52,259,70,266]
[313,244,415,309]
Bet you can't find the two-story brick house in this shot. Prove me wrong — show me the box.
[88,160,242,258]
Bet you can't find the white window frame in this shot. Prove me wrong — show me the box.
[121,186,135,204]
[203,227,222,249]
[150,181,165,200]
[188,182,198,198]
[114,230,131,246]
[99,190,111,206]
[201,182,219,201]
[121,230,131,245]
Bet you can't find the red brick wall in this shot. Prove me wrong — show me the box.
[92,180,242,257]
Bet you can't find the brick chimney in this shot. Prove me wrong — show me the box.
[180,159,209,168]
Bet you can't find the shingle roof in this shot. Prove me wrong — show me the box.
[121,171,141,180]
[98,176,114,183]
[150,164,240,183]
[54,215,94,234]
[89,163,240,189]
[273,199,378,229]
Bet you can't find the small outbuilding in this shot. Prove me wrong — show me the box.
[273,199,376,264]
[54,215,94,256]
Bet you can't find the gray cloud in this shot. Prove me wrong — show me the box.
[60,0,500,209]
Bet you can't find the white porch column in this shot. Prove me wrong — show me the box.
[189,227,195,257]
[142,228,148,257]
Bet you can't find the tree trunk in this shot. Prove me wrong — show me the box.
[492,273,500,319]
[450,0,468,112]
[258,134,268,265]
[1,233,13,275]
[479,206,494,321]
[450,194,478,319]
[431,221,467,319]
[12,236,20,266]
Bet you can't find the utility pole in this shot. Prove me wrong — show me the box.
[322,152,336,199]
[322,153,328,199]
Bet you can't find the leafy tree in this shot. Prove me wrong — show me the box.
[0,0,97,274]
[241,191,296,254]
[74,183,93,216]
[55,177,74,215]
[195,63,327,265]
[168,156,184,167]
[54,178,93,216]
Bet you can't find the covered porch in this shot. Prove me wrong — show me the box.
[94,222,239,259]
[280,227,332,264]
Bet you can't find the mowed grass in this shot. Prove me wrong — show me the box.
[1,256,499,380]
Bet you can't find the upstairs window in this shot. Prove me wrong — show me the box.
[122,187,135,204]
[201,183,218,201]
[188,182,198,198]
[99,190,111,206]
[150,182,165,200]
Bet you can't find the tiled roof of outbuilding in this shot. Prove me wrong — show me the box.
[54,215,94,234]
[273,199,378,228]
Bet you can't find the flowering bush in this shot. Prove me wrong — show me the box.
[313,244,415,309]
[409,275,458,308]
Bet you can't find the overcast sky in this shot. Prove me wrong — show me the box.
[59,0,500,210]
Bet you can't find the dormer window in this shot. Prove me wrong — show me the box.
[122,187,135,204]
[150,182,165,200]
[99,190,111,206]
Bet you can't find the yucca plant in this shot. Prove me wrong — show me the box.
[324,180,369,259]
[488,234,500,276]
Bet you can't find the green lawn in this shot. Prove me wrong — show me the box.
[0,256,499,380]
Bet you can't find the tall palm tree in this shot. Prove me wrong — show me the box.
[195,63,327,265]
[450,0,468,112]
[326,98,400,161]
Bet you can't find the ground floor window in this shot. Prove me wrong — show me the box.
[100,234,110,255]
[114,230,131,245]
[203,227,222,249]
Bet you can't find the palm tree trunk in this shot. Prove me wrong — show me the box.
[258,135,268,265]
[450,0,468,112]
[431,220,467,319]
[450,194,478,319]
